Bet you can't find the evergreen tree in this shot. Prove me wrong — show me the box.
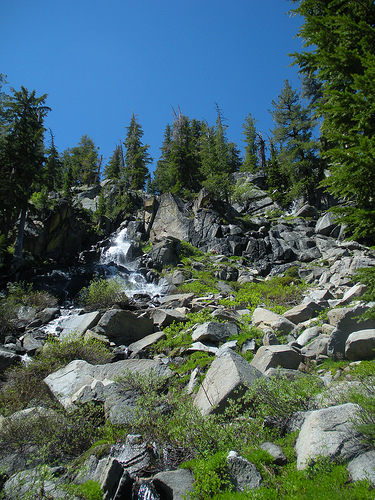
[241,113,258,173]
[289,0,375,238]
[152,112,203,196]
[44,129,63,191]
[124,112,152,191]
[61,135,100,187]
[201,104,241,201]
[0,86,50,257]
[270,79,322,205]
[104,143,124,180]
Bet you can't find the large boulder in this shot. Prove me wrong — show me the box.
[295,403,365,470]
[191,322,239,344]
[59,311,101,339]
[44,358,172,408]
[345,329,375,361]
[153,469,195,500]
[193,348,263,415]
[327,303,375,358]
[347,450,375,484]
[96,309,154,345]
[252,308,296,335]
[250,345,302,373]
[282,301,323,324]
[150,193,191,242]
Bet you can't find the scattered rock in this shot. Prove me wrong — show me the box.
[226,451,262,491]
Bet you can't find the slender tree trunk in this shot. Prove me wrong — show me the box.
[13,204,27,259]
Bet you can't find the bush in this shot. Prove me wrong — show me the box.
[78,277,128,310]
[219,276,305,313]
[0,281,58,337]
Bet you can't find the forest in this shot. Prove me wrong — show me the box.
[1,0,375,260]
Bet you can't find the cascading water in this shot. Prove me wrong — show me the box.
[40,227,168,339]
[99,227,168,299]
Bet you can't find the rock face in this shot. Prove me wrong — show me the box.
[193,348,263,415]
[295,403,365,470]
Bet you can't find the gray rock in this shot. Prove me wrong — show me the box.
[20,332,44,353]
[59,310,101,339]
[153,469,195,500]
[36,307,60,324]
[327,303,375,357]
[262,329,279,346]
[147,236,182,268]
[251,345,302,373]
[301,335,330,359]
[295,403,365,470]
[0,348,20,373]
[44,358,172,408]
[252,307,296,335]
[112,434,156,475]
[97,309,154,345]
[296,326,322,346]
[315,212,337,236]
[128,331,166,358]
[187,342,219,355]
[340,283,367,305]
[259,442,288,465]
[92,457,124,500]
[2,467,74,500]
[192,321,239,343]
[226,451,262,491]
[150,308,187,328]
[347,450,375,484]
[345,329,375,361]
[283,301,323,324]
[150,193,191,242]
[193,348,263,415]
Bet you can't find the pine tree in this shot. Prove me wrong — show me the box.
[270,79,322,206]
[124,113,152,191]
[0,86,50,257]
[289,0,375,238]
[61,135,100,187]
[200,104,239,202]
[44,129,63,191]
[241,113,258,173]
[104,143,124,180]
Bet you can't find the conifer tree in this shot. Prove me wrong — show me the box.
[0,86,50,257]
[270,79,321,206]
[44,129,63,191]
[124,112,152,191]
[61,135,100,187]
[241,113,258,173]
[104,143,124,180]
[289,0,375,238]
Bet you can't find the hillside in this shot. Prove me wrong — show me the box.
[0,180,375,499]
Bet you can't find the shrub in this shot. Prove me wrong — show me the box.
[0,281,58,337]
[182,452,232,500]
[219,275,305,313]
[78,277,128,310]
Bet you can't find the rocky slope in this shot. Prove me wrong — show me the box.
[1,179,375,499]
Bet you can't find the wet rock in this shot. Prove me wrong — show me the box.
[0,348,20,373]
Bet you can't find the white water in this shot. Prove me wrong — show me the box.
[40,228,169,339]
[100,227,169,299]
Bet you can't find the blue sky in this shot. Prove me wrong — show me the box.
[1,0,303,175]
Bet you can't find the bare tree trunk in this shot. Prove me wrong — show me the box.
[13,205,27,259]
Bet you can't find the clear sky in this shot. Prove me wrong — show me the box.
[1,0,303,175]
